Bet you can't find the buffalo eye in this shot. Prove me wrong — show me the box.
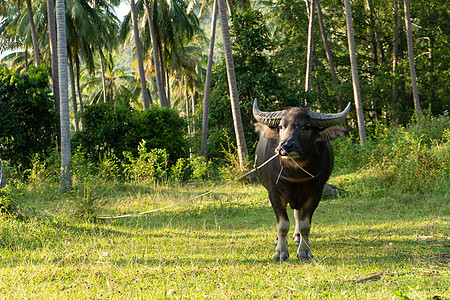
[302,124,311,130]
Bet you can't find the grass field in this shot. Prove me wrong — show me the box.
[1,174,449,299]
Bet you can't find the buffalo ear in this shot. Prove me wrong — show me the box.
[318,126,348,141]
[255,123,278,139]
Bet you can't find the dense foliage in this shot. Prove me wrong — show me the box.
[0,65,58,171]
[72,103,188,165]
[270,0,449,124]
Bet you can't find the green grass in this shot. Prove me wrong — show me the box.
[1,179,449,299]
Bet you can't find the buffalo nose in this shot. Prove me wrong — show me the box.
[277,143,293,156]
[284,143,294,151]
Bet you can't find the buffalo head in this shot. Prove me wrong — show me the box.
[253,99,350,166]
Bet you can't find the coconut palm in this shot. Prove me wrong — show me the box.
[217,0,248,168]
[47,0,59,114]
[56,0,71,191]
[0,0,39,67]
[305,0,315,93]
[143,0,166,107]
[144,0,200,107]
[81,54,142,107]
[65,0,120,116]
[403,0,421,121]
[24,0,40,65]
[130,0,150,109]
[200,0,218,158]
[344,0,366,145]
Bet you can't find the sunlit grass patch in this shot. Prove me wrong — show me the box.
[1,180,449,299]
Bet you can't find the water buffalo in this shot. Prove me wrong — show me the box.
[253,100,350,261]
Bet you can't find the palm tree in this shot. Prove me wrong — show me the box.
[403,0,421,121]
[315,0,348,128]
[56,0,71,191]
[64,0,120,110]
[68,46,79,131]
[143,0,166,107]
[24,0,40,65]
[316,0,338,86]
[201,0,218,158]
[130,0,150,109]
[392,0,400,120]
[344,0,367,145]
[0,0,40,67]
[305,0,315,94]
[81,56,141,106]
[217,0,248,168]
[148,0,200,107]
[47,0,60,114]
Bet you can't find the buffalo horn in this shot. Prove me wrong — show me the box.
[308,102,351,128]
[252,99,284,127]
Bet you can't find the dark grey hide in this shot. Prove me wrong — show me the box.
[253,100,350,262]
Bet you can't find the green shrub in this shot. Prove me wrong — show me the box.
[122,141,169,182]
[0,66,58,171]
[0,184,22,216]
[72,103,188,166]
[334,114,450,196]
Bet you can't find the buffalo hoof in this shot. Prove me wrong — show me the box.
[297,250,314,261]
[293,233,301,244]
[273,251,289,262]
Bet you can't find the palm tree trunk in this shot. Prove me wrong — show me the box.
[158,43,168,107]
[427,37,434,102]
[403,0,421,121]
[25,46,29,71]
[68,47,79,132]
[305,0,315,94]
[316,0,338,86]
[365,0,378,65]
[98,47,108,104]
[130,0,151,109]
[56,0,72,191]
[392,0,400,122]
[218,0,248,168]
[47,0,60,114]
[75,54,84,129]
[25,0,40,66]
[201,0,218,158]
[166,71,171,107]
[143,0,166,108]
[316,0,348,128]
[344,0,367,145]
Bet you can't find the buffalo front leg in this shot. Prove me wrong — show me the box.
[271,195,290,262]
[274,215,290,262]
[296,214,313,260]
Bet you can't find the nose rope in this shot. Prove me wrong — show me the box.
[286,152,315,178]
[97,152,280,220]
[278,146,315,179]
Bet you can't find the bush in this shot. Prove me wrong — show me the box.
[0,183,22,216]
[72,104,188,165]
[122,141,169,182]
[334,114,450,196]
[0,65,58,171]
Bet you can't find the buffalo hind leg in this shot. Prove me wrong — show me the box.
[293,209,301,244]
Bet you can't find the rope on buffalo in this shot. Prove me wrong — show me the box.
[96,152,280,220]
